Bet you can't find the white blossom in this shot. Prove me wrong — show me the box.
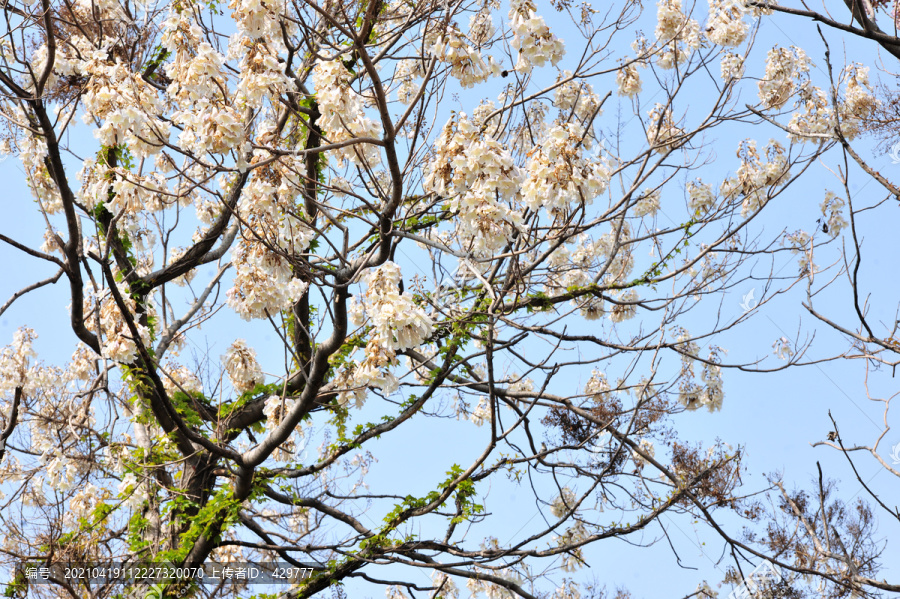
[632,438,655,468]
[758,46,810,110]
[471,396,491,426]
[773,336,794,361]
[706,0,750,47]
[222,339,264,394]
[688,179,717,214]
[508,0,565,73]
[550,487,576,518]
[312,58,382,167]
[424,113,525,257]
[117,473,149,510]
[654,0,701,69]
[647,103,685,155]
[720,139,789,217]
[431,572,459,599]
[633,188,661,217]
[523,123,610,215]
[616,61,642,97]
[427,25,491,88]
[720,52,745,81]
[820,191,848,238]
[610,289,639,323]
[553,71,603,122]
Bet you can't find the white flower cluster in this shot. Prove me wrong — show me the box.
[470,396,492,426]
[706,0,749,47]
[68,484,111,533]
[81,288,154,363]
[584,370,610,402]
[696,581,718,598]
[555,521,588,571]
[222,339,264,394]
[700,348,725,412]
[431,572,459,599]
[424,113,524,257]
[837,64,878,140]
[687,179,717,214]
[616,61,642,97]
[234,40,294,107]
[553,72,603,123]
[465,568,520,599]
[758,46,810,110]
[82,52,169,157]
[331,365,368,410]
[609,289,639,323]
[161,10,203,57]
[227,159,313,320]
[385,586,410,599]
[0,328,37,395]
[393,59,426,104]
[45,453,80,492]
[161,363,203,396]
[655,0,689,42]
[579,295,605,321]
[510,100,549,148]
[227,229,308,320]
[786,86,834,142]
[595,222,635,286]
[545,235,610,319]
[18,130,63,213]
[508,0,565,73]
[21,364,97,488]
[773,336,794,361]
[632,438,655,468]
[552,580,583,599]
[469,8,496,44]
[263,395,301,461]
[633,187,661,218]
[654,0,701,69]
[211,530,245,563]
[676,329,725,412]
[68,343,99,382]
[163,17,226,101]
[550,487,576,518]
[363,262,434,351]
[163,24,244,154]
[228,0,288,40]
[160,16,250,154]
[697,247,726,291]
[782,230,814,273]
[117,473,150,510]
[27,0,123,93]
[646,103,685,154]
[427,25,496,88]
[312,59,382,167]
[522,124,610,215]
[336,262,433,408]
[174,99,245,155]
[79,159,168,214]
[288,509,310,534]
[720,52,745,81]
[60,484,109,553]
[507,377,534,395]
[820,191,848,239]
[720,139,789,217]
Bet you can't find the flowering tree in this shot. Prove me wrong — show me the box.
[0,0,897,597]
